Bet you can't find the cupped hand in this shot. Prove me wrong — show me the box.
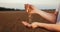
[22,21,39,29]
[22,21,31,27]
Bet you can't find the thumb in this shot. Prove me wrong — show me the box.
[25,4,30,12]
[31,24,37,29]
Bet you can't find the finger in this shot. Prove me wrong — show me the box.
[22,21,31,26]
[29,5,34,10]
[25,4,30,12]
[22,21,28,26]
[22,21,32,28]
[25,4,33,13]
[30,5,37,10]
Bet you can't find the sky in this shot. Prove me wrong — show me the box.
[0,0,60,9]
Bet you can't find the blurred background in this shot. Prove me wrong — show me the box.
[0,0,59,11]
[0,0,60,32]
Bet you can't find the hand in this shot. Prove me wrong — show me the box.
[22,21,31,27]
[25,4,40,14]
[22,21,39,29]
[31,22,39,29]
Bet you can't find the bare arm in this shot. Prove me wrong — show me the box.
[22,21,60,32]
[35,10,57,23]
[25,4,57,23]
[37,23,60,32]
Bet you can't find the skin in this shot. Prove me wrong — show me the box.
[22,4,60,32]
[22,21,60,32]
[25,4,57,23]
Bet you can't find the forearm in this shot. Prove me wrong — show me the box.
[36,10,56,23]
[37,23,60,32]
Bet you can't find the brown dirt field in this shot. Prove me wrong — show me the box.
[0,11,54,32]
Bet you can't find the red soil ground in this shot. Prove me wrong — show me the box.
[0,11,54,32]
